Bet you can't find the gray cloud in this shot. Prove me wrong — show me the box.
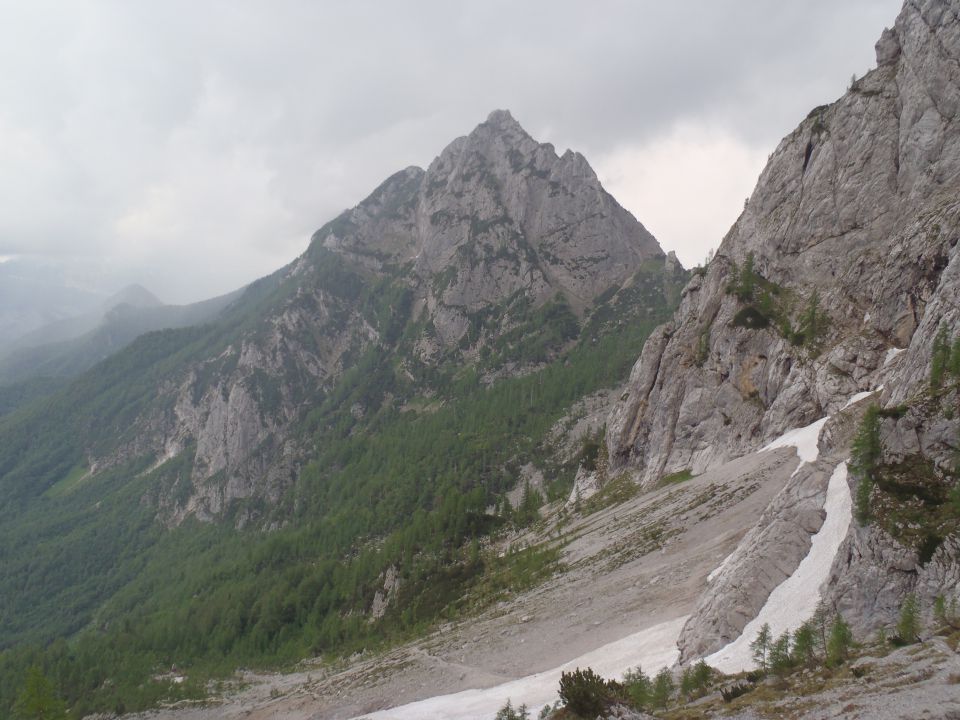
[0,0,903,302]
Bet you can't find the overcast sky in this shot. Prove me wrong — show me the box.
[0,0,903,303]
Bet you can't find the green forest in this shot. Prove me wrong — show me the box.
[0,254,685,716]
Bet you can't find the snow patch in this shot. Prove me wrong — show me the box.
[841,386,883,411]
[762,416,828,477]
[354,616,687,720]
[842,390,874,410]
[705,462,852,674]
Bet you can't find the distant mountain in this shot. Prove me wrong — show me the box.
[0,286,242,389]
[7,283,162,353]
[0,258,106,354]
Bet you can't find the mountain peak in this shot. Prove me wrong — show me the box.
[103,283,163,311]
[464,108,534,149]
[483,108,520,129]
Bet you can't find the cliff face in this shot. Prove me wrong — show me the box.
[615,0,960,662]
[86,111,670,522]
[316,109,662,342]
[609,0,960,485]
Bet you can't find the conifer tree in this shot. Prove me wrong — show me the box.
[930,326,951,391]
[934,594,959,629]
[738,252,757,301]
[792,621,817,667]
[691,660,712,696]
[622,665,651,709]
[851,406,882,524]
[812,602,831,660]
[651,667,674,710]
[13,666,66,720]
[679,666,695,699]
[595,431,609,488]
[769,632,793,679]
[800,289,824,349]
[950,336,960,379]
[826,614,853,666]
[750,623,772,673]
[896,593,920,643]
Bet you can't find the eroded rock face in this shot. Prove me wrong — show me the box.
[104,111,667,523]
[677,455,833,662]
[660,1,960,659]
[318,109,663,338]
[608,0,960,486]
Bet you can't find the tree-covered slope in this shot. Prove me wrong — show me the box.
[0,112,686,716]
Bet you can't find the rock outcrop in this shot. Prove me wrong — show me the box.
[645,0,960,660]
[609,0,960,485]
[97,111,670,522]
[317,109,663,340]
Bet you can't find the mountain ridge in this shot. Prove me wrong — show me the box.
[0,110,687,716]
[608,0,960,485]
[65,108,676,524]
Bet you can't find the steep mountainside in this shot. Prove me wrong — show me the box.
[0,112,685,717]
[602,0,960,667]
[43,109,668,524]
[609,0,960,484]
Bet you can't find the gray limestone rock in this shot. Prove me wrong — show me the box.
[677,454,834,662]
[97,110,668,524]
[609,0,960,487]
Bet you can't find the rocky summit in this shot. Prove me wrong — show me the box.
[44,109,674,524]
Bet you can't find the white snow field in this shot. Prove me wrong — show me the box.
[842,386,882,410]
[761,416,828,476]
[355,616,688,720]
[705,462,852,673]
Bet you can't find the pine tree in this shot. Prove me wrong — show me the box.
[812,601,830,661]
[826,614,853,666]
[738,252,757,301]
[950,336,960,380]
[691,660,712,695]
[595,432,609,488]
[769,632,794,679]
[792,621,817,667]
[623,666,651,709]
[679,666,695,699]
[851,406,882,524]
[750,623,772,673]
[495,699,530,720]
[13,666,67,720]
[930,326,951,391]
[651,667,674,710]
[934,594,959,629]
[800,289,824,349]
[896,593,920,643]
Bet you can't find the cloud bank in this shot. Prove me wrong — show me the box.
[0,0,902,301]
